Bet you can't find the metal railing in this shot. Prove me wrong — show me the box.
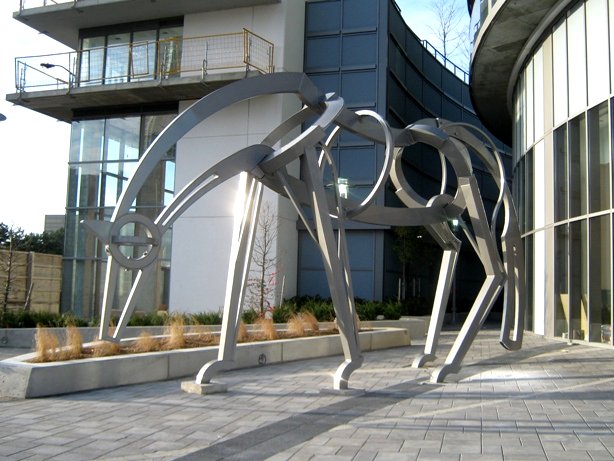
[18,0,76,11]
[420,40,469,84]
[14,29,274,92]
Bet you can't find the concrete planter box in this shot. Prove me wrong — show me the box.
[0,326,412,399]
[0,318,426,349]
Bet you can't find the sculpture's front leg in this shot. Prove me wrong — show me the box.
[301,147,363,390]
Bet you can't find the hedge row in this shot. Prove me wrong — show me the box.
[0,296,429,328]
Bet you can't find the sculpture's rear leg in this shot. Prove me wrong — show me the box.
[431,176,505,383]
[413,222,460,368]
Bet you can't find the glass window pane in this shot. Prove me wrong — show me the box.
[105,33,131,84]
[569,113,587,217]
[567,3,587,116]
[141,114,177,156]
[554,124,568,221]
[554,224,569,338]
[533,47,544,139]
[588,102,610,212]
[77,163,101,208]
[103,173,119,207]
[159,27,183,78]
[79,36,105,86]
[131,30,157,81]
[586,0,610,107]
[534,141,545,228]
[70,119,104,162]
[524,148,534,231]
[104,117,140,161]
[589,216,611,343]
[570,220,588,340]
[525,60,534,149]
[610,0,614,92]
[553,20,568,126]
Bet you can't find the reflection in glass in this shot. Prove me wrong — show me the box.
[524,148,533,231]
[79,36,105,86]
[567,2,587,116]
[554,125,568,221]
[159,27,183,78]
[525,234,534,331]
[570,220,588,340]
[70,119,104,162]
[554,225,569,338]
[553,20,568,125]
[589,216,611,343]
[588,102,610,212]
[569,113,587,217]
[105,33,130,84]
[131,30,157,81]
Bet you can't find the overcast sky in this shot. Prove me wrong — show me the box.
[0,0,468,234]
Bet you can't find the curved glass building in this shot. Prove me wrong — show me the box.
[471,0,614,344]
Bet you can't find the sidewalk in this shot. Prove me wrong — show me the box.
[1,330,614,460]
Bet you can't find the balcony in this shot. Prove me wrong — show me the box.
[14,0,281,48]
[7,30,274,122]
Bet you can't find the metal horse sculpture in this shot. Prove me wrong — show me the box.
[83,72,525,389]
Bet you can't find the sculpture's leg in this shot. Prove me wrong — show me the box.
[499,192,526,351]
[413,238,458,367]
[431,177,505,383]
[431,274,503,382]
[112,266,155,340]
[196,174,263,385]
[98,259,120,341]
[302,148,363,390]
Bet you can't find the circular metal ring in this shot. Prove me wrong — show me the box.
[107,213,161,270]
[323,110,394,218]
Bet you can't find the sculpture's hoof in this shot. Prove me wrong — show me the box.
[412,353,436,368]
[195,359,233,385]
[499,337,522,351]
[333,358,364,390]
[430,363,460,383]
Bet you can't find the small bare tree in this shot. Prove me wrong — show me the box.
[428,0,467,65]
[247,202,280,316]
[1,228,19,324]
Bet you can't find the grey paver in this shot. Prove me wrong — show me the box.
[1,330,614,460]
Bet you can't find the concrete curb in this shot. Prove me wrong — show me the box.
[0,327,412,398]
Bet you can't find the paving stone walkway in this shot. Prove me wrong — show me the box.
[1,329,614,460]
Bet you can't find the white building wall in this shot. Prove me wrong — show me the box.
[170,0,305,313]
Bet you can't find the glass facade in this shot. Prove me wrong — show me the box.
[513,0,613,344]
[79,21,183,86]
[62,113,176,319]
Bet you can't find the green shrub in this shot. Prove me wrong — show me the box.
[382,300,401,320]
[127,311,167,327]
[241,309,259,324]
[271,304,294,323]
[299,297,335,322]
[191,310,223,325]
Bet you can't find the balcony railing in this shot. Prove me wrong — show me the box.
[420,39,469,84]
[14,29,274,92]
[19,0,78,12]
[18,0,76,11]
